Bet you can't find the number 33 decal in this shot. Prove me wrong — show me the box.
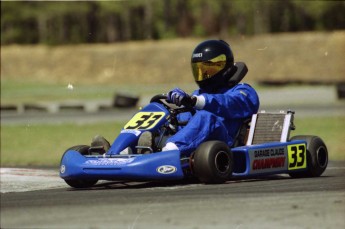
[288,144,307,170]
[124,112,165,130]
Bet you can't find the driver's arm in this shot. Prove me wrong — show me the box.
[193,83,260,119]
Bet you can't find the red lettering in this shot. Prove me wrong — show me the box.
[252,157,285,170]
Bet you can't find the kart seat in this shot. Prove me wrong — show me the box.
[228,62,248,87]
[245,110,295,146]
[232,118,251,147]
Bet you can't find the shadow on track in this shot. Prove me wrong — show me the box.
[63,174,328,192]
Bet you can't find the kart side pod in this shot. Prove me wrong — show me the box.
[229,110,328,178]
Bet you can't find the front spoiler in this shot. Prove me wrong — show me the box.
[60,150,184,181]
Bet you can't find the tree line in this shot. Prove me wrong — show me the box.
[1,0,344,45]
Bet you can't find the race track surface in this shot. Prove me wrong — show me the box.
[1,161,344,229]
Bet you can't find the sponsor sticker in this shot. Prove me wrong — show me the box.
[192,53,203,58]
[249,146,288,174]
[156,165,177,174]
[84,158,135,166]
[60,165,66,174]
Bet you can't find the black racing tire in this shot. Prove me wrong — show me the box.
[192,141,233,184]
[65,145,90,155]
[64,179,98,189]
[62,145,98,188]
[289,135,328,178]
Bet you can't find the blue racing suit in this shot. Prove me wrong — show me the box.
[167,83,260,156]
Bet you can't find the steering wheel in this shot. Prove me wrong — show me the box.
[150,94,168,104]
[150,94,195,114]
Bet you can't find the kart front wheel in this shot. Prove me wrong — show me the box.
[62,145,98,188]
[64,179,98,189]
[65,145,90,155]
[289,135,328,178]
[192,141,233,184]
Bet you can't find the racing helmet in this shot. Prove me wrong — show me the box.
[191,40,235,91]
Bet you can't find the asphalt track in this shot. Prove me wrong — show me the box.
[1,161,345,229]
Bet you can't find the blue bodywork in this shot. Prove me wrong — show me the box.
[60,101,307,183]
[60,150,185,180]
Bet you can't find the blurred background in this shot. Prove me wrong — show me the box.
[1,0,344,166]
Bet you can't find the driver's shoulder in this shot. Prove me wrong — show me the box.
[230,83,257,93]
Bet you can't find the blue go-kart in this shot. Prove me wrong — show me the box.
[60,62,328,188]
[59,93,328,189]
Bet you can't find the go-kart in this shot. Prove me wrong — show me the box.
[60,62,328,188]
[59,95,328,189]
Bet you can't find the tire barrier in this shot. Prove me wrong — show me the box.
[1,93,140,114]
[113,93,139,108]
[336,83,345,99]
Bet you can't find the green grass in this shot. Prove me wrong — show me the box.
[1,79,197,104]
[1,121,125,166]
[293,116,345,161]
[1,79,122,104]
[1,116,344,167]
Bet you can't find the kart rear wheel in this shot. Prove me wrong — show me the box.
[62,145,98,188]
[192,141,233,184]
[289,135,328,178]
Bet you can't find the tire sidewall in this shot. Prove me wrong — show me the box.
[193,141,233,183]
[306,136,328,176]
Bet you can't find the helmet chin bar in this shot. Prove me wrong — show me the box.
[196,74,225,93]
[196,62,248,92]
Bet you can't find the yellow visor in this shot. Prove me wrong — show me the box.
[192,54,226,81]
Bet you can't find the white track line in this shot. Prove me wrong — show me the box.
[0,168,66,193]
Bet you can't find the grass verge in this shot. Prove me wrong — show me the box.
[1,121,124,167]
[293,116,345,161]
[1,79,197,104]
[1,116,344,167]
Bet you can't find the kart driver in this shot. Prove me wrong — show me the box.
[160,39,260,155]
[92,40,260,156]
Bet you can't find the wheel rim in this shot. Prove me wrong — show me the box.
[317,146,328,168]
[215,150,230,173]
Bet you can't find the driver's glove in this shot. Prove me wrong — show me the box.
[167,88,197,107]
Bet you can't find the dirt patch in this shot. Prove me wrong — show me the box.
[1,31,344,85]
